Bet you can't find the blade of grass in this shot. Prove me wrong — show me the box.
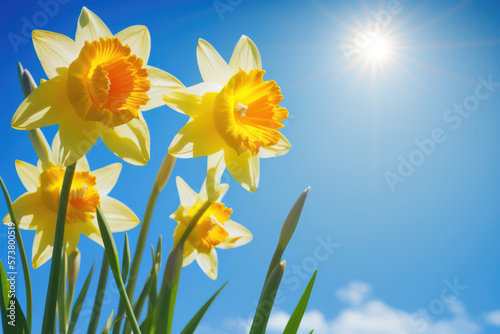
[114,154,176,334]
[156,200,212,334]
[96,207,141,334]
[67,262,95,334]
[283,270,317,333]
[124,237,162,334]
[87,253,109,334]
[100,310,114,334]
[41,162,76,333]
[180,282,227,334]
[249,261,286,334]
[0,177,32,331]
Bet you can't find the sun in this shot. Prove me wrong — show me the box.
[365,35,391,61]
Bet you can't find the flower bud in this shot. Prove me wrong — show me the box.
[67,249,81,284]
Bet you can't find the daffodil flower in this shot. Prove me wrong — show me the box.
[3,134,139,269]
[164,36,291,192]
[12,7,183,167]
[170,176,252,280]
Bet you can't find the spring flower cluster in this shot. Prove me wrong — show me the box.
[1,7,316,334]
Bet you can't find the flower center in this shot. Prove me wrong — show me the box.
[213,69,288,156]
[182,202,231,253]
[41,167,100,224]
[67,37,151,128]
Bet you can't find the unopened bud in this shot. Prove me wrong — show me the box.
[68,249,81,284]
[153,153,176,192]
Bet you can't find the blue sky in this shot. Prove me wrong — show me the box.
[2,0,500,333]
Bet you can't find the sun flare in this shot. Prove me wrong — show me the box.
[365,36,391,61]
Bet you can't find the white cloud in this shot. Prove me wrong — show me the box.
[485,310,500,326]
[220,282,482,334]
[335,281,372,305]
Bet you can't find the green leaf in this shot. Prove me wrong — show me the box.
[115,153,176,334]
[100,311,125,334]
[0,176,32,331]
[180,282,227,334]
[0,260,29,334]
[96,207,141,334]
[42,162,76,334]
[124,237,162,334]
[249,261,286,334]
[122,233,131,284]
[147,237,162,312]
[67,262,95,334]
[155,200,212,334]
[87,253,109,334]
[283,270,317,333]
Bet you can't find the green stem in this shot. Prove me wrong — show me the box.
[114,153,175,334]
[0,177,32,330]
[41,162,76,334]
[96,207,141,334]
[156,200,212,334]
[58,251,67,334]
[87,252,109,334]
[66,267,76,322]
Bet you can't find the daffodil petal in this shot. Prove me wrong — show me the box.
[115,25,151,63]
[142,66,184,112]
[163,82,221,117]
[182,242,197,267]
[224,147,260,192]
[199,179,228,203]
[175,176,198,208]
[218,220,253,249]
[99,197,140,232]
[75,7,112,48]
[64,224,81,256]
[100,114,150,165]
[75,155,91,172]
[258,134,291,158]
[197,38,231,86]
[15,160,40,192]
[12,75,71,130]
[92,163,122,197]
[169,107,225,158]
[207,150,226,201]
[32,224,55,268]
[53,113,99,167]
[229,35,262,75]
[80,220,103,246]
[196,249,218,280]
[32,30,78,79]
[4,191,53,230]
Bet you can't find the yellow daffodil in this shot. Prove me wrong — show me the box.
[11,7,183,167]
[164,36,291,192]
[3,133,139,268]
[171,176,252,280]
